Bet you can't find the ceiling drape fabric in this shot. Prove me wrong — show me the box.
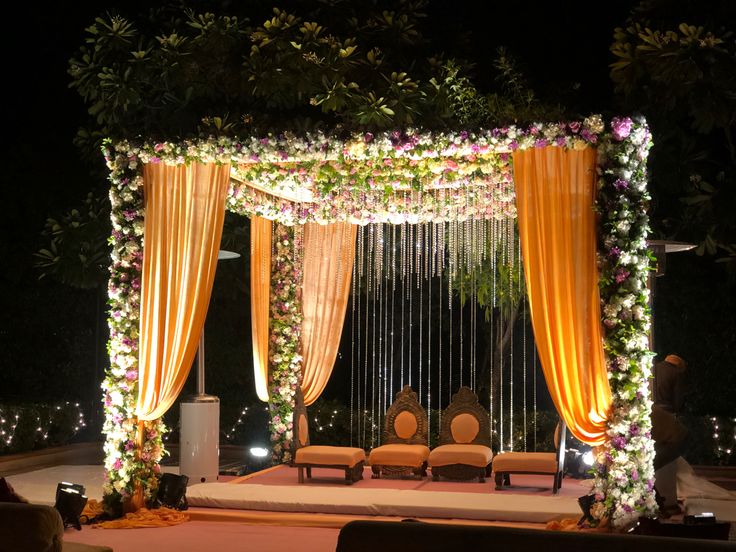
[300,222,357,405]
[136,162,230,421]
[250,216,272,402]
[513,146,611,445]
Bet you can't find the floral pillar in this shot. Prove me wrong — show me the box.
[592,118,658,527]
[102,142,166,513]
[268,222,304,463]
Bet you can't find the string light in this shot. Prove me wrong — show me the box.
[0,403,86,450]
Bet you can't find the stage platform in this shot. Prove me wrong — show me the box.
[5,460,736,530]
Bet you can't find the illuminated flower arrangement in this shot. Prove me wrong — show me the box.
[592,116,658,528]
[102,115,654,528]
[102,142,166,511]
[267,223,303,463]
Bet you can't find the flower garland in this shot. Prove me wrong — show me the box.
[102,115,655,527]
[102,141,166,510]
[592,117,658,528]
[267,223,304,463]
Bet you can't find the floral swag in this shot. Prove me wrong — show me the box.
[102,115,655,527]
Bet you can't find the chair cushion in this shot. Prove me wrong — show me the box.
[295,445,365,467]
[369,444,430,468]
[492,452,558,473]
[450,414,480,444]
[428,444,492,468]
[394,411,418,439]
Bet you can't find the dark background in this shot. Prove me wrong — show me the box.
[2,2,733,455]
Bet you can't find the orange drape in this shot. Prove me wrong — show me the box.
[513,146,611,445]
[250,216,272,402]
[136,162,230,421]
[300,222,357,405]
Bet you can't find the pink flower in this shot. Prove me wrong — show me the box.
[611,117,633,141]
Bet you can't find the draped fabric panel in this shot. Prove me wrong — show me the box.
[300,222,357,405]
[250,216,273,402]
[513,147,611,445]
[136,162,230,421]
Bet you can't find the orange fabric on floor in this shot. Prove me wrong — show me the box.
[513,147,611,445]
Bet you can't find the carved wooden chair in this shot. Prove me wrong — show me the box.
[368,386,430,479]
[291,387,366,484]
[491,420,567,494]
[428,386,493,482]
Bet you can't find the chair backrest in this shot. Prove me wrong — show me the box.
[291,387,310,461]
[383,385,428,445]
[554,420,567,474]
[438,386,490,447]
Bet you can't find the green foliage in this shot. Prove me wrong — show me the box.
[610,0,736,272]
[34,192,109,289]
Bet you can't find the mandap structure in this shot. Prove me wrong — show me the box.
[102,115,656,528]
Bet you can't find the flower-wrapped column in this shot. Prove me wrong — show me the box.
[268,223,304,463]
[592,118,658,527]
[102,143,166,513]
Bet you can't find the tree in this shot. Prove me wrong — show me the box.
[610,0,736,271]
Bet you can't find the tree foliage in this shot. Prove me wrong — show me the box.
[610,0,736,270]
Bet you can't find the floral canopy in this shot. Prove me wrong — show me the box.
[102,115,655,528]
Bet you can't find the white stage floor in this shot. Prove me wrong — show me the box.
[6,461,736,526]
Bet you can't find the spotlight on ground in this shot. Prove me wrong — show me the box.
[249,447,269,458]
[154,473,189,510]
[54,482,88,530]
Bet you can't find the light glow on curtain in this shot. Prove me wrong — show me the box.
[136,162,230,421]
[514,146,611,445]
[300,222,357,405]
[250,216,272,402]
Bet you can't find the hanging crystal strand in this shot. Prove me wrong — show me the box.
[377,238,384,442]
[489,289,495,449]
[382,232,393,416]
[418,225,424,398]
[371,240,378,448]
[401,223,406,389]
[459,285,463,388]
[472,277,477,391]
[408,236,413,389]
[364,231,371,450]
[427,241,432,446]
[448,266,453,397]
[508,275,514,452]
[438,257,443,433]
[390,224,397,411]
[533,342,538,451]
[350,234,360,447]
[522,266,528,452]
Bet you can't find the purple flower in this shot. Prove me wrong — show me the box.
[124,440,135,451]
[534,138,548,148]
[569,121,581,133]
[609,246,621,258]
[631,467,639,481]
[125,370,138,381]
[460,131,469,140]
[629,423,640,436]
[612,435,627,450]
[614,268,630,283]
[623,504,633,513]
[113,459,123,470]
[580,129,594,142]
[611,117,633,141]
[646,478,655,491]
[556,136,567,147]
[613,178,629,191]
[154,143,165,152]
[364,132,374,143]
[509,140,519,151]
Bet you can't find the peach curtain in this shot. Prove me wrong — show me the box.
[513,146,611,445]
[300,222,357,405]
[136,162,230,421]
[250,216,272,402]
